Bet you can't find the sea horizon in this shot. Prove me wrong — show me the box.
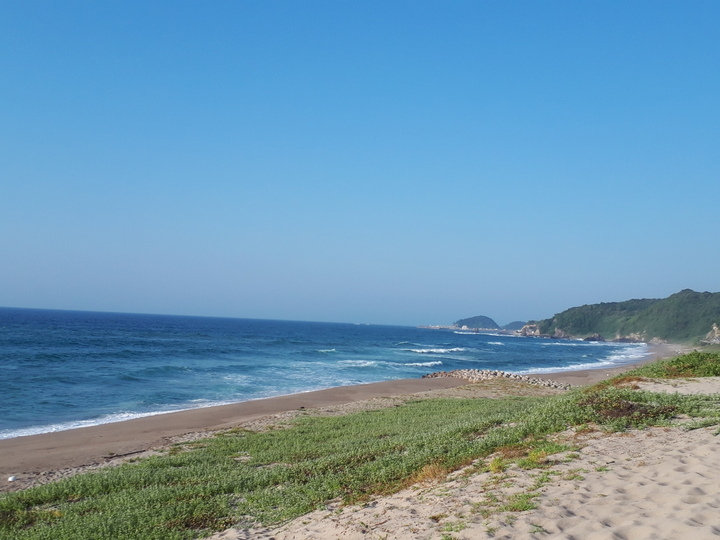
[0,305,409,328]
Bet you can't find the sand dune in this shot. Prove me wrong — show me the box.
[208,425,720,539]
[207,377,720,540]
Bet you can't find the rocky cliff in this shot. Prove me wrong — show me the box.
[702,323,720,345]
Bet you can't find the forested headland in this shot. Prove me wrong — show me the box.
[530,289,720,344]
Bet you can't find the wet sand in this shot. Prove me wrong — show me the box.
[0,377,466,489]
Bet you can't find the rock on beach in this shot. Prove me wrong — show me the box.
[423,369,573,390]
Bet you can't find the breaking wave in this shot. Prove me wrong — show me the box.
[403,361,443,367]
[407,347,466,354]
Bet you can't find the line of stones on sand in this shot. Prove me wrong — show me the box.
[423,369,573,390]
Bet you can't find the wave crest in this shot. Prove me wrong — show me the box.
[404,361,443,367]
[408,347,466,354]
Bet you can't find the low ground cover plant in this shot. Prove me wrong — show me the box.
[629,350,720,378]
[2,352,719,540]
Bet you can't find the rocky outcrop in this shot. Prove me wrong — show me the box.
[613,332,647,343]
[518,324,541,336]
[701,323,720,345]
[516,324,572,339]
[515,325,665,344]
[423,369,572,390]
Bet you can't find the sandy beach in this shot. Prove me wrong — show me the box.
[197,346,720,540]
[4,341,716,540]
[0,342,687,493]
[205,376,720,540]
[217,410,720,540]
[0,377,469,491]
[0,346,676,489]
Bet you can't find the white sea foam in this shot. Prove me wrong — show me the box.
[408,347,466,354]
[517,361,616,375]
[542,340,627,347]
[517,344,650,375]
[317,348,336,353]
[338,360,377,367]
[488,342,504,346]
[403,361,443,367]
[604,345,650,364]
[0,410,174,441]
[222,374,251,383]
[0,387,348,441]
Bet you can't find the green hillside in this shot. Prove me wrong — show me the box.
[535,289,720,343]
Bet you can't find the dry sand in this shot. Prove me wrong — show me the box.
[635,376,720,395]
[216,423,720,540]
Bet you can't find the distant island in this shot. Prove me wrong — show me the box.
[452,316,526,332]
[453,315,499,330]
[450,289,720,345]
[501,320,527,331]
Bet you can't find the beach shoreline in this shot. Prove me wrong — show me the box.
[0,342,689,493]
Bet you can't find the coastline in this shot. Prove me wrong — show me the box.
[0,342,688,493]
[0,378,466,489]
[533,341,689,386]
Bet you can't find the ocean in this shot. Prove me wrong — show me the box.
[0,308,650,440]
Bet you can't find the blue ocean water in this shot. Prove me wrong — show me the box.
[0,308,650,440]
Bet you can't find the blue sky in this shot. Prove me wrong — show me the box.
[2,1,719,326]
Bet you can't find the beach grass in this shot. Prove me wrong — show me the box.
[2,352,719,540]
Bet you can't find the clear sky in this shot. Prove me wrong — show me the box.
[1,1,718,326]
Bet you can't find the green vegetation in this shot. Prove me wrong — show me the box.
[453,315,499,329]
[534,289,720,343]
[626,350,720,378]
[2,352,720,540]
